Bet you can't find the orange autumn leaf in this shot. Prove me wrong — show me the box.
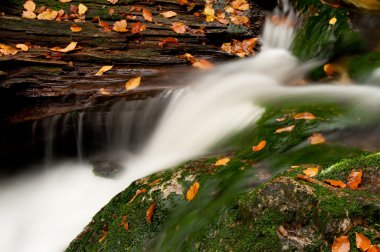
[296,174,317,184]
[146,203,156,224]
[186,181,200,201]
[275,125,295,133]
[24,1,36,12]
[347,170,362,189]
[125,77,141,91]
[324,63,336,76]
[293,112,316,120]
[179,0,188,5]
[231,0,250,11]
[142,8,153,22]
[99,21,112,32]
[98,230,107,243]
[37,9,58,20]
[50,41,78,53]
[131,22,146,34]
[70,24,82,32]
[99,88,111,95]
[0,43,18,56]
[368,246,380,252]
[120,215,129,231]
[95,65,113,76]
[308,133,326,145]
[221,38,258,57]
[252,140,266,152]
[192,59,214,70]
[148,179,161,187]
[230,15,249,25]
[356,232,371,251]
[215,157,230,166]
[113,20,128,32]
[160,11,177,18]
[325,179,347,188]
[16,44,29,52]
[128,188,147,203]
[171,22,187,34]
[159,37,178,47]
[332,236,350,252]
[303,167,319,177]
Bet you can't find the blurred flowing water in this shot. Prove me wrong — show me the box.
[1,1,380,251]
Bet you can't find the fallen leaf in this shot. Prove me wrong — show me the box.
[59,0,72,2]
[215,157,230,166]
[78,3,88,15]
[171,22,187,34]
[332,236,350,252]
[179,0,188,5]
[99,21,112,32]
[120,215,128,231]
[325,179,347,188]
[296,174,317,184]
[0,43,18,56]
[159,37,178,47]
[308,133,326,145]
[148,179,161,187]
[98,230,107,243]
[107,0,118,4]
[275,125,295,133]
[231,0,250,11]
[225,6,234,13]
[70,4,78,14]
[99,88,111,95]
[24,0,36,12]
[142,8,153,22]
[252,140,266,152]
[204,4,215,22]
[356,232,371,252]
[293,112,316,120]
[192,59,214,70]
[160,11,177,18]
[128,188,147,203]
[324,63,336,76]
[303,167,319,177]
[276,117,286,122]
[278,225,288,237]
[329,17,337,25]
[131,22,146,34]
[95,65,113,76]
[108,8,115,15]
[146,203,156,223]
[186,181,200,201]
[50,41,78,53]
[125,77,141,91]
[230,15,249,25]
[215,11,229,25]
[113,20,128,32]
[221,38,258,57]
[22,11,37,19]
[16,44,29,52]
[347,170,362,189]
[37,9,58,20]
[70,24,82,32]
[368,245,380,252]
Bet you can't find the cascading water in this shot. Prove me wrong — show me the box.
[1,1,380,252]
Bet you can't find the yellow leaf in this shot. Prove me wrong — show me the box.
[59,0,72,2]
[125,77,141,91]
[37,9,58,20]
[329,17,337,25]
[113,20,128,32]
[186,182,200,201]
[308,133,326,145]
[50,41,78,53]
[23,1,36,12]
[332,236,350,252]
[70,24,82,32]
[146,203,156,224]
[302,167,319,177]
[16,44,29,52]
[215,157,230,166]
[0,43,18,56]
[95,65,113,76]
[252,140,266,152]
[78,3,88,15]
[160,11,177,18]
[22,11,36,19]
[204,4,215,22]
[275,125,295,133]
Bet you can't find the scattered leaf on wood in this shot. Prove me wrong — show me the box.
[308,133,326,145]
[22,11,37,19]
[70,24,82,32]
[107,0,118,4]
[221,38,258,57]
[16,44,29,52]
[368,245,380,252]
[131,22,146,34]
[186,181,200,201]
[113,20,128,32]
[179,0,188,5]
[215,157,230,166]
[293,112,316,120]
[70,4,78,14]
[125,77,141,91]
[0,44,18,56]
[146,203,156,224]
[275,125,295,133]
[128,188,147,203]
[303,167,319,177]
[78,3,88,15]
[159,37,178,47]
[329,17,337,25]
[160,11,177,18]
[230,15,249,25]
[59,0,72,2]
[24,1,36,12]
[171,22,187,34]
[215,11,229,25]
[99,21,112,32]
[355,232,371,252]
[325,179,347,188]
[332,236,350,252]
[347,170,362,189]
[50,41,78,53]
[192,59,214,70]
[37,9,58,20]
[231,0,250,11]
[142,8,153,22]
[252,140,266,152]
[99,88,111,95]
[95,65,113,76]
[204,4,215,22]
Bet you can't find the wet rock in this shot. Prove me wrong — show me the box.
[90,160,123,178]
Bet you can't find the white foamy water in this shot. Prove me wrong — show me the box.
[2,1,380,251]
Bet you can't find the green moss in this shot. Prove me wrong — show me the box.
[348,51,380,83]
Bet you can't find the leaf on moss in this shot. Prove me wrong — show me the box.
[355,232,371,251]
[171,22,187,34]
[98,230,107,243]
[37,9,58,20]
[325,179,347,188]
[308,133,326,145]
[293,112,316,120]
[368,245,380,252]
[113,20,128,32]
[302,167,319,177]
[160,11,177,18]
[78,3,88,15]
[148,179,161,187]
[50,41,78,53]
[125,77,141,91]
[146,203,156,224]
[70,24,82,32]
[128,188,147,203]
[59,0,72,2]
[120,215,129,231]
[332,236,350,252]
[296,174,317,183]
[186,181,200,201]
[142,8,153,22]
[252,140,266,152]
[215,157,230,166]
[95,65,113,76]
[347,170,362,189]
[275,125,295,133]
[329,17,337,25]
[159,37,178,47]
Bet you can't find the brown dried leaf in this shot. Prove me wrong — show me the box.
[95,65,113,76]
[113,20,128,32]
[99,88,111,95]
[347,170,362,189]
[215,157,230,166]
[296,174,317,184]
[146,203,156,224]
[78,3,88,15]
[308,133,326,145]
[125,77,141,91]
[159,37,178,47]
[24,1,36,12]
[131,22,145,34]
[160,11,177,18]
[221,38,258,57]
[16,43,29,52]
[142,8,153,22]
[70,24,82,32]
[230,15,249,25]
[128,188,147,203]
[293,112,316,120]
[171,22,187,34]
[252,140,266,152]
[148,179,161,187]
[302,167,319,177]
[107,0,118,4]
[275,125,295,133]
[99,21,112,32]
[355,232,371,251]
[186,182,200,201]
[332,236,350,252]
[50,41,78,53]
[70,4,78,14]
[325,179,347,188]
[98,230,107,243]
[37,9,58,20]
[0,44,18,56]
[108,8,115,16]
[231,0,250,11]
